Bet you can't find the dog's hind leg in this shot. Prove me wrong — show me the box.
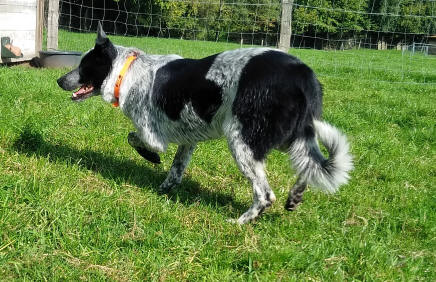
[227,136,276,224]
[128,132,161,164]
[159,144,196,193]
[284,177,307,211]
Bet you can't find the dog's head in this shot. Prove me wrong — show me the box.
[57,22,117,102]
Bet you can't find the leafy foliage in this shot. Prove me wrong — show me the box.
[147,0,435,44]
[60,0,435,46]
[157,0,281,42]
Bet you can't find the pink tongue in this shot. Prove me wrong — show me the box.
[74,85,93,96]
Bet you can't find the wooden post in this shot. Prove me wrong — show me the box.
[35,0,44,53]
[47,0,60,50]
[278,0,293,52]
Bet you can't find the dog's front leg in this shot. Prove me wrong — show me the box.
[159,144,196,193]
[128,132,161,164]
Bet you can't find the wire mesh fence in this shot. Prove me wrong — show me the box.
[54,0,436,84]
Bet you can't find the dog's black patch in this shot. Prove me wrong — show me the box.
[78,38,117,90]
[233,50,323,160]
[152,54,222,123]
[134,147,161,164]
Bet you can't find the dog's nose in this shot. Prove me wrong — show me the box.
[56,69,80,91]
[57,77,63,88]
[57,76,67,90]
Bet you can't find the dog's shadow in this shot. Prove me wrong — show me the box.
[12,125,248,217]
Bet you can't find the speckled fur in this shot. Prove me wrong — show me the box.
[57,25,353,224]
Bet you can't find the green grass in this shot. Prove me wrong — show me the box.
[0,31,435,280]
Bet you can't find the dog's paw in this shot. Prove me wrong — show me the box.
[128,132,161,164]
[136,147,161,164]
[284,198,303,211]
[127,132,142,147]
[284,200,297,211]
[158,181,177,194]
[157,187,170,195]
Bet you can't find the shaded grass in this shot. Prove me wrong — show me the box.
[0,32,435,280]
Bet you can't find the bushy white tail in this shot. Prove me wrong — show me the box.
[289,120,353,193]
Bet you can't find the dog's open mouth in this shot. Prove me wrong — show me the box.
[72,84,94,101]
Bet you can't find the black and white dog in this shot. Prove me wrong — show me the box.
[58,23,353,224]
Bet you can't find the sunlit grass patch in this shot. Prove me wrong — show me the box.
[0,32,435,280]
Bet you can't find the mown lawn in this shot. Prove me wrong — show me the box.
[0,31,435,280]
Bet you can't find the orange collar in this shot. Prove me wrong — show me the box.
[113,53,138,107]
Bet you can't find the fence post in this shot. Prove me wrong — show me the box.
[278,0,293,52]
[35,0,44,53]
[47,0,60,50]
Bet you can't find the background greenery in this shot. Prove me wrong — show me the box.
[59,0,436,46]
[0,31,435,280]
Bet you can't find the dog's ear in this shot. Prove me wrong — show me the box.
[96,21,108,46]
[95,21,117,58]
